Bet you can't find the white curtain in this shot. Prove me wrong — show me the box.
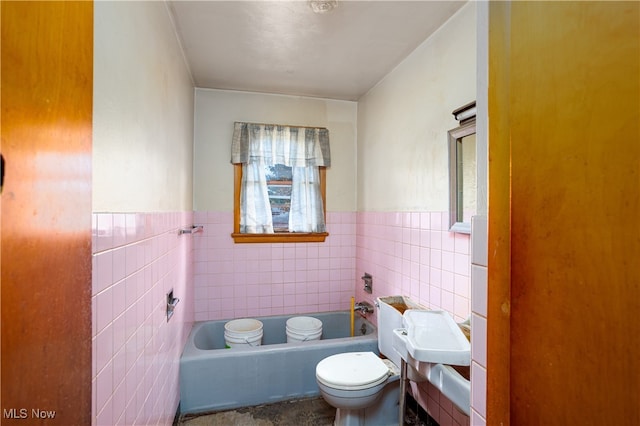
[290,166,325,232]
[231,122,330,233]
[240,161,273,233]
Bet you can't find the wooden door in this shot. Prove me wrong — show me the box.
[1,2,93,424]
[488,2,639,424]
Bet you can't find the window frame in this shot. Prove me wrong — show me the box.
[231,164,329,243]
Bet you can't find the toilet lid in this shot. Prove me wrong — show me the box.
[316,352,390,390]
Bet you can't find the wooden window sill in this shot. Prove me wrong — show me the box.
[231,232,329,244]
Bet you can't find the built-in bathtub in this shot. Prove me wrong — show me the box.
[179,311,378,415]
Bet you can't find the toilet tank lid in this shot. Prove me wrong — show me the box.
[316,352,389,389]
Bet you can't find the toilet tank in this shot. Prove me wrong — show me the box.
[376,296,425,367]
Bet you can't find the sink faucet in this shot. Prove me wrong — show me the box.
[354,301,374,315]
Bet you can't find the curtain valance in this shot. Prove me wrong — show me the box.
[231,122,331,167]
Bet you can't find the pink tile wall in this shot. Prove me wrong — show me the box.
[91,212,194,426]
[191,209,471,425]
[355,211,471,321]
[356,211,471,426]
[192,211,357,321]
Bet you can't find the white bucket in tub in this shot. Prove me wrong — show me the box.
[286,316,322,343]
[224,318,263,348]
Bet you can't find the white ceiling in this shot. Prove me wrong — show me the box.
[167,1,466,101]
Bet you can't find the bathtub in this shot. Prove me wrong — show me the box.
[179,311,378,415]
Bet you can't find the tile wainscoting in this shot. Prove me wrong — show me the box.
[194,210,472,426]
[89,210,479,425]
[192,211,357,321]
[356,211,472,426]
[355,211,471,321]
[92,212,194,425]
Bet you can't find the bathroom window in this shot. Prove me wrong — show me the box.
[266,164,293,231]
[231,122,330,243]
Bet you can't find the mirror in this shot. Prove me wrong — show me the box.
[448,102,476,234]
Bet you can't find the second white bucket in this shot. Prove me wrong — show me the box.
[286,316,322,343]
[224,318,263,348]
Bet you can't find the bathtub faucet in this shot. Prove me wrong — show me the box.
[354,301,374,315]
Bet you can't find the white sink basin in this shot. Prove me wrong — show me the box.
[427,363,471,416]
[403,310,470,366]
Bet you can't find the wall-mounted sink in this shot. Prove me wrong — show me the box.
[403,310,470,366]
[393,309,472,416]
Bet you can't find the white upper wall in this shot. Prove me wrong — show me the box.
[93,1,194,212]
[357,2,476,212]
[92,1,474,214]
[193,89,357,212]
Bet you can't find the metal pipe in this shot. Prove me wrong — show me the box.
[399,358,408,425]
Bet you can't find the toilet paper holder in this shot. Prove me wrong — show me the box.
[166,289,180,322]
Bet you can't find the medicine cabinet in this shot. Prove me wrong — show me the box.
[448,101,476,234]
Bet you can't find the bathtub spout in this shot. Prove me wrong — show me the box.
[354,301,374,315]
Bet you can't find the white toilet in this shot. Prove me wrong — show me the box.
[315,296,419,426]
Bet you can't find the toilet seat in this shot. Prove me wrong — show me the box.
[316,352,390,391]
